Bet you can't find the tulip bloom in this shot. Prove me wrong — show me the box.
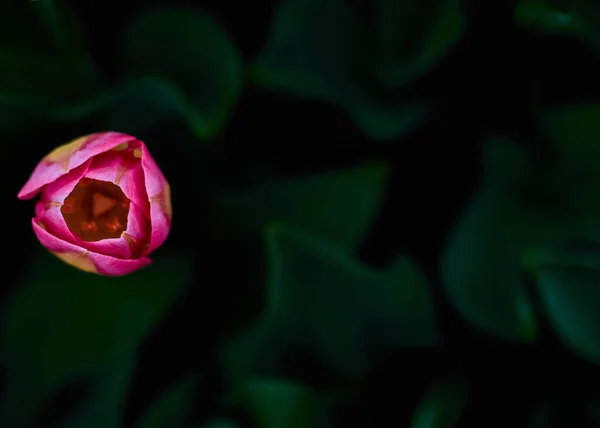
[18,132,172,276]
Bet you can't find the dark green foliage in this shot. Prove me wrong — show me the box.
[213,163,389,251]
[250,0,438,140]
[120,8,242,140]
[222,225,437,384]
[515,0,600,52]
[136,379,196,428]
[0,250,190,427]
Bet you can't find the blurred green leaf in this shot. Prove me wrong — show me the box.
[0,0,88,54]
[0,50,101,107]
[198,420,241,428]
[375,0,464,86]
[538,102,600,173]
[443,137,600,344]
[60,359,134,428]
[0,98,51,135]
[536,102,600,235]
[527,392,598,427]
[514,0,600,51]
[525,244,600,365]
[527,400,553,428]
[0,1,41,50]
[15,76,210,138]
[252,0,428,141]
[0,1,102,131]
[122,8,242,141]
[103,77,207,139]
[411,377,468,428]
[514,0,588,35]
[27,0,93,62]
[539,268,600,364]
[441,183,539,341]
[231,379,341,428]
[223,225,437,384]
[214,162,388,252]
[0,251,191,427]
[441,139,542,342]
[589,396,600,426]
[137,378,196,428]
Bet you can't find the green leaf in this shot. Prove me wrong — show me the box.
[0,98,51,135]
[214,162,388,252]
[538,103,600,173]
[198,420,240,428]
[535,102,600,233]
[538,267,600,364]
[122,8,242,140]
[137,378,196,428]
[514,0,588,35]
[441,139,542,342]
[589,396,600,426]
[411,377,468,428]
[60,359,134,428]
[527,393,598,427]
[0,50,101,107]
[442,185,539,341]
[231,379,342,428]
[9,76,213,139]
[27,0,94,63]
[103,76,211,140]
[0,58,99,136]
[443,136,600,343]
[0,1,102,132]
[375,0,464,86]
[252,0,428,141]
[0,251,191,427]
[222,225,437,384]
[525,244,600,364]
[0,0,87,54]
[514,0,600,51]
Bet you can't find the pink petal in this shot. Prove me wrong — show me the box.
[140,143,172,252]
[88,252,152,276]
[76,201,151,259]
[34,160,93,245]
[18,132,139,200]
[148,200,171,253]
[40,159,92,203]
[32,219,151,276]
[35,202,79,245]
[83,147,150,217]
[35,201,45,218]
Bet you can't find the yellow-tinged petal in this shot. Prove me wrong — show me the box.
[52,251,98,274]
[45,135,90,172]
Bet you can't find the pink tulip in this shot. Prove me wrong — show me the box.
[18,132,172,276]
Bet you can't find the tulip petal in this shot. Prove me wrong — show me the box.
[34,160,93,245]
[83,146,150,217]
[35,202,79,245]
[32,219,98,274]
[32,220,151,276]
[87,252,152,276]
[35,201,45,218]
[140,143,172,252]
[18,132,139,200]
[78,201,151,259]
[39,159,92,204]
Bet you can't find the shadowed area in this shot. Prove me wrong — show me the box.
[61,178,130,242]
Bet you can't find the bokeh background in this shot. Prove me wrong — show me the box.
[3,0,600,426]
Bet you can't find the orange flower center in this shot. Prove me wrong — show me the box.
[61,178,130,242]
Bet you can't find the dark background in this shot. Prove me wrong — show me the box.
[2,0,600,427]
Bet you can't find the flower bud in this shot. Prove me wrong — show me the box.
[18,132,172,276]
